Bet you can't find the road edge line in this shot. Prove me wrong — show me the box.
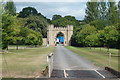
[94,70,105,78]
[64,70,67,78]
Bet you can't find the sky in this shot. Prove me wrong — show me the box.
[14,2,87,20]
[13,0,118,20]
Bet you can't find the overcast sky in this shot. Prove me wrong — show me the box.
[14,0,118,20]
[15,2,87,20]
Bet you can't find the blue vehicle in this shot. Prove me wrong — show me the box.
[57,36,64,44]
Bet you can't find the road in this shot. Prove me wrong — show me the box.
[51,46,117,79]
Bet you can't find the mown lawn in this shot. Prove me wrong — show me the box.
[66,46,119,71]
[2,46,55,78]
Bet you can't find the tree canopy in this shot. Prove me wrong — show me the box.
[4,0,16,15]
[17,7,38,18]
[52,15,80,27]
[71,0,119,50]
[52,14,62,20]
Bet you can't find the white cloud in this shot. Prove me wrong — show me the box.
[13,0,119,2]
[15,2,87,20]
[13,0,89,2]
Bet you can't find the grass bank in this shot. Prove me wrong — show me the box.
[2,46,55,78]
[66,46,119,71]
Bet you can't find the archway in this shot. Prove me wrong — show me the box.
[47,25,73,46]
[56,32,64,46]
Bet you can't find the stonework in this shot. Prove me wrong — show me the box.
[47,25,73,46]
[42,38,47,46]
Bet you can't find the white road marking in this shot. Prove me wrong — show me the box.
[64,70,67,78]
[94,70,105,78]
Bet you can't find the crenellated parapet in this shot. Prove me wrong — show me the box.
[48,24,73,31]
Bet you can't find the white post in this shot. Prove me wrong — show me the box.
[48,53,53,78]
[109,53,111,67]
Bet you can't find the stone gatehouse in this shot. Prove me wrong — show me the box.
[46,25,73,46]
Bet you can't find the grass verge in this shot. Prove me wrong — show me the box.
[66,46,119,71]
[2,46,55,78]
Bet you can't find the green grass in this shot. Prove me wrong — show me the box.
[2,46,55,78]
[66,46,119,71]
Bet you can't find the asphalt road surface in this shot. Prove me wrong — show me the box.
[51,46,118,79]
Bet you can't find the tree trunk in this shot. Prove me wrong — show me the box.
[90,45,91,49]
[118,49,120,55]
[107,46,109,53]
[7,46,8,50]
[100,47,101,51]
[16,44,18,50]
[6,43,9,50]
[16,41,19,50]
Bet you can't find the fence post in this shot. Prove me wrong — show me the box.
[109,53,111,67]
[47,53,53,78]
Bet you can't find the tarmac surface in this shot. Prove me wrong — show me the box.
[51,46,118,79]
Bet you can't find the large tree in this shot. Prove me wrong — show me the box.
[4,0,16,15]
[52,14,62,20]
[52,15,79,27]
[2,14,20,49]
[103,26,118,52]
[71,24,97,47]
[84,0,99,23]
[118,1,120,19]
[98,0,107,20]
[23,16,49,38]
[107,0,118,25]
[18,7,38,18]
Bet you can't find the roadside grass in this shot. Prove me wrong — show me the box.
[66,46,119,71]
[2,46,55,78]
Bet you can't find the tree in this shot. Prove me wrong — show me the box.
[104,26,118,52]
[71,24,97,47]
[18,7,38,18]
[52,15,79,27]
[118,1,120,19]
[23,16,49,38]
[90,19,107,30]
[52,14,62,20]
[85,34,98,48]
[2,14,19,49]
[84,0,99,23]
[71,26,83,46]
[80,24,97,35]
[0,1,2,49]
[98,0,107,20]
[4,0,16,15]
[107,0,118,25]
[20,27,42,46]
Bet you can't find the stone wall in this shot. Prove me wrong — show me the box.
[42,38,47,46]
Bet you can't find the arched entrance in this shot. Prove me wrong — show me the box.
[47,25,73,46]
[56,32,64,46]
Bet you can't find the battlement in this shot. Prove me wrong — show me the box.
[48,25,73,31]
